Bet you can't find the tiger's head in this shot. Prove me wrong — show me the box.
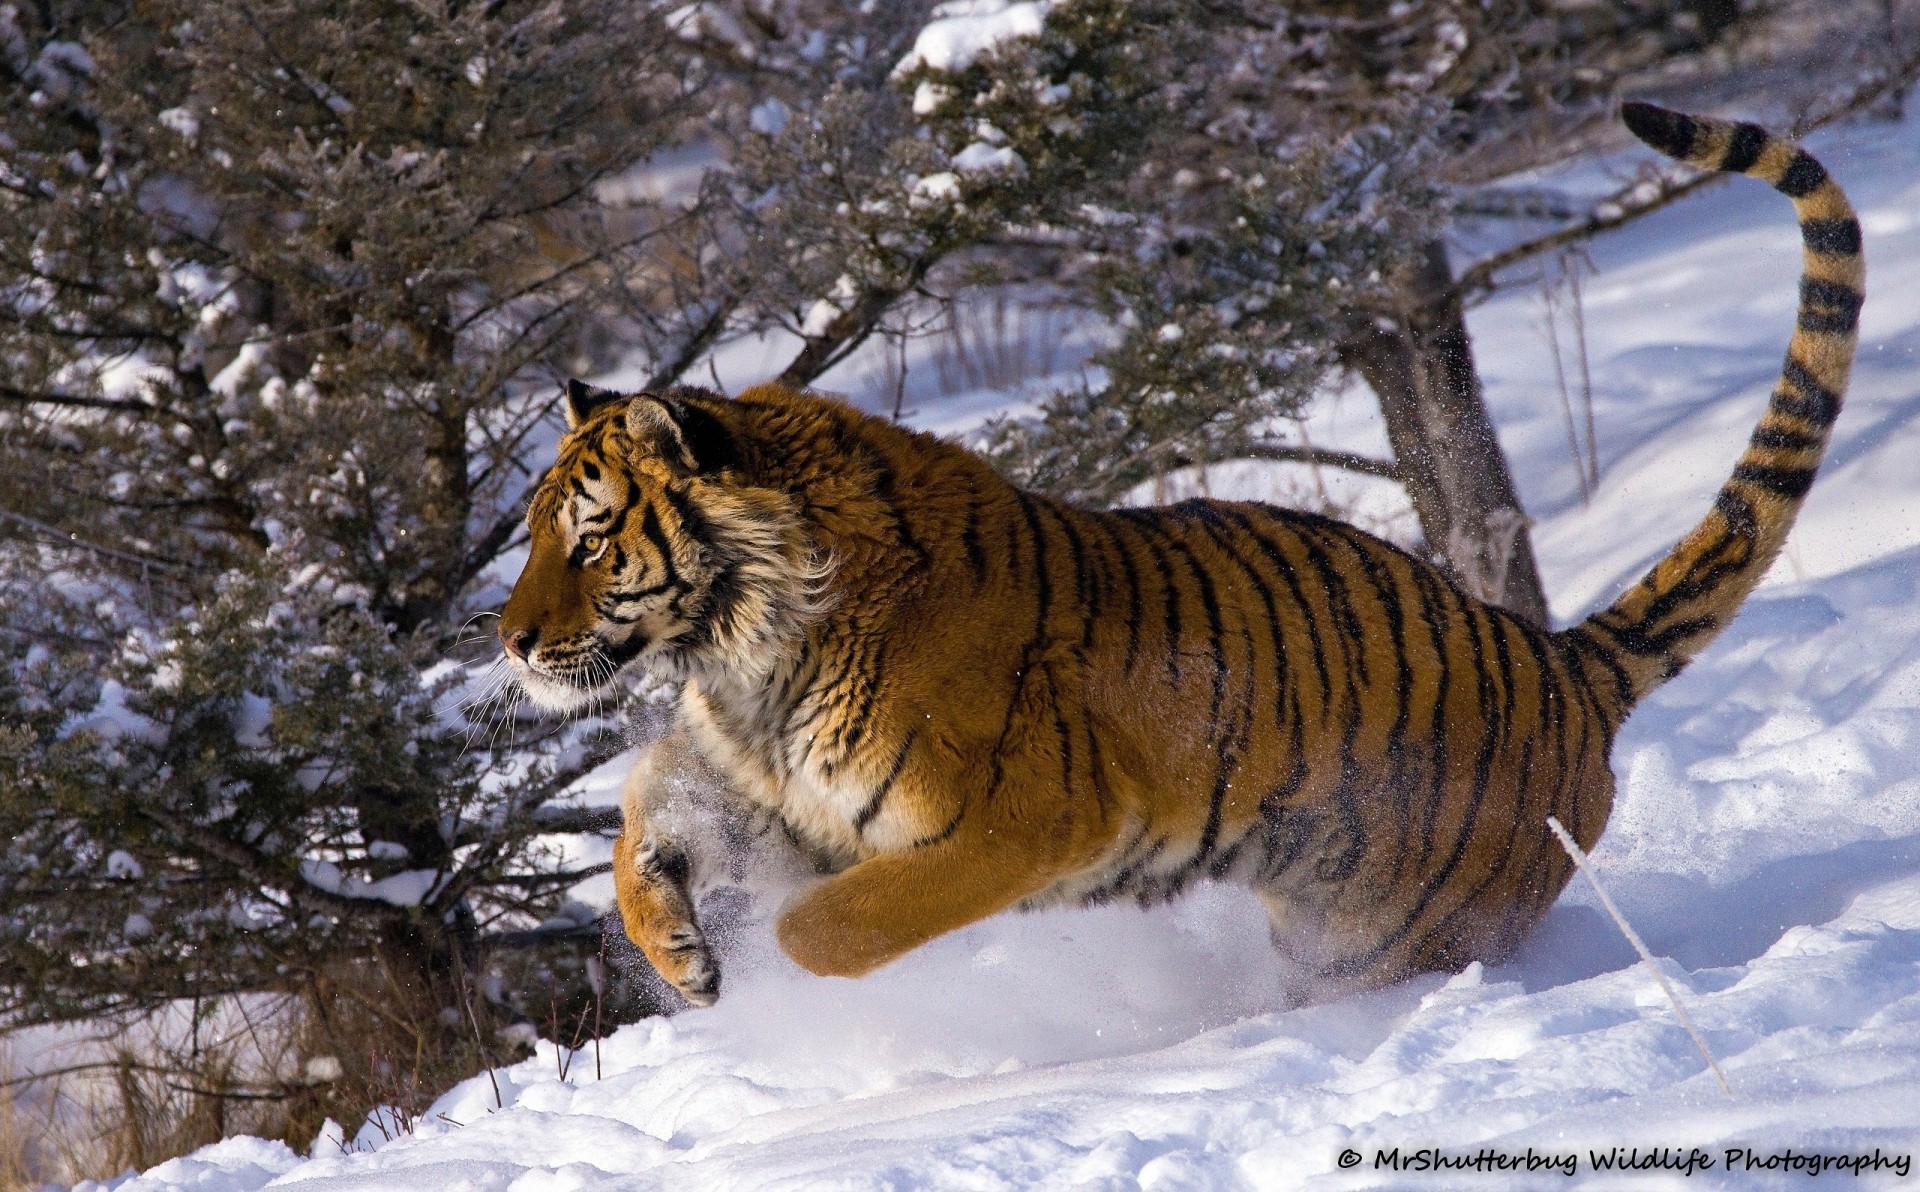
[499,381,824,712]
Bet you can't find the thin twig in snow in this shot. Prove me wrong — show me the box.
[1546,815,1732,1097]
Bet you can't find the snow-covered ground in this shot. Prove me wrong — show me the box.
[99,111,1920,1190]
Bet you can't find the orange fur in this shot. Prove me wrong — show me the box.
[498,106,1862,1006]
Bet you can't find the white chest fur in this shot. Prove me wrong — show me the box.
[680,679,873,865]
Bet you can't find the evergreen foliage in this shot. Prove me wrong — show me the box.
[0,0,690,1043]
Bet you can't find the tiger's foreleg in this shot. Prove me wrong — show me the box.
[774,703,1118,977]
[773,824,1075,977]
[611,731,723,1006]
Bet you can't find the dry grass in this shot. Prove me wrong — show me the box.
[1,1010,310,1187]
[0,958,539,1186]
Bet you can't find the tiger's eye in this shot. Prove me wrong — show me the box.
[580,532,605,555]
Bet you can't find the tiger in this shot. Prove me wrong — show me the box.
[497,103,1862,1009]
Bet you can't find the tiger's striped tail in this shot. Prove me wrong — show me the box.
[1570,103,1863,707]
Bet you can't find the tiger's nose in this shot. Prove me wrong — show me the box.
[502,625,539,660]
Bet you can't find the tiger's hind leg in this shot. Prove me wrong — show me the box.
[1257,891,1420,1009]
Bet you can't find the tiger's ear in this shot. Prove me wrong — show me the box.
[564,378,623,428]
[623,391,738,475]
[624,394,700,472]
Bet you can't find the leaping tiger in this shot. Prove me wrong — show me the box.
[497,104,1862,1007]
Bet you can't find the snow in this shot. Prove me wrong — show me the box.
[951,141,1024,175]
[297,859,443,908]
[894,0,1051,76]
[157,106,199,140]
[748,98,789,137]
[80,1137,303,1192]
[111,112,1920,1188]
[909,170,962,206]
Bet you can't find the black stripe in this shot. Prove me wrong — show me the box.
[1621,102,1697,160]
[1085,723,1116,818]
[1291,524,1371,691]
[1116,510,1184,684]
[1093,834,1166,903]
[1133,510,1239,871]
[1053,703,1076,807]
[1401,562,1455,888]
[1419,720,1542,968]
[867,459,930,572]
[961,477,989,585]
[1550,638,1601,840]
[1182,506,1320,886]
[1798,309,1859,336]
[912,804,965,849]
[1082,820,1151,903]
[1775,150,1828,198]
[1629,490,1758,630]
[1315,682,1370,888]
[1537,634,1575,822]
[1362,591,1502,968]
[1015,493,1052,639]
[1799,276,1864,322]
[1719,122,1767,174]
[1802,217,1862,257]
[1732,461,1817,498]
[1329,526,1413,758]
[1223,508,1334,717]
[1318,526,1417,880]
[1096,513,1147,674]
[606,579,675,604]
[1603,610,1717,661]
[853,727,918,834]
[1046,504,1097,649]
[1775,357,1842,426]
[1749,424,1823,452]
[1189,505,1291,756]
[1566,625,1634,713]
[637,505,681,588]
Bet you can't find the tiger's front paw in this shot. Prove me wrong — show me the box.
[613,828,721,1006]
[653,923,721,1007]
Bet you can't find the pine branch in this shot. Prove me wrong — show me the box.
[0,384,156,415]
[531,805,624,834]
[0,509,195,574]
[484,918,608,949]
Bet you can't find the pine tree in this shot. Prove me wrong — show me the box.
[0,0,693,1087]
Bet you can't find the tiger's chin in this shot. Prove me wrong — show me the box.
[507,633,703,714]
[507,663,614,714]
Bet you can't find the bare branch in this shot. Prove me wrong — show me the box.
[1460,47,1920,299]
[1457,169,1718,300]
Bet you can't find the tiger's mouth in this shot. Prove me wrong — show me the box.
[507,635,648,713]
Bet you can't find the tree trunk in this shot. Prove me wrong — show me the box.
[1342,238,1551,627]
